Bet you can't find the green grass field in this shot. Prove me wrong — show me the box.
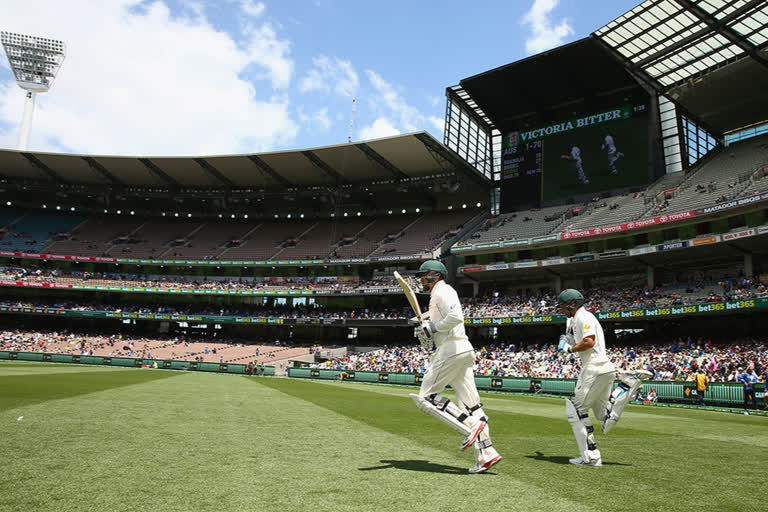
[1,361,764,512]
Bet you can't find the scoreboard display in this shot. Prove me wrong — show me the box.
[500,103,649,211]
[500,139,543,212]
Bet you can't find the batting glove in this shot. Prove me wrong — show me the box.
[558,334,573,353]
[420,321,437,339]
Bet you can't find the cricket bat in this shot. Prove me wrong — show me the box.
[394,271,423,323]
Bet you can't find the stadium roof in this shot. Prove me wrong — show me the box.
[458,38,644,132]
[0,132,491,190]
[594,0,768,132]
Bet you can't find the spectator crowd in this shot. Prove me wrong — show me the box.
[315,337,768,385]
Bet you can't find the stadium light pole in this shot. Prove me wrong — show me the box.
[0,32,66,151]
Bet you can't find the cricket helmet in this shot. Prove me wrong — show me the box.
[415,260,448,279]
[557,289,585,309]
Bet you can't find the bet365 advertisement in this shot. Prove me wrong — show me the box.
[500,104,649,209]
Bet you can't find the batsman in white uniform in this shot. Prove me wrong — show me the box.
[601,133,624,175]
[557,289,651,466]
[408,260,502,473]
[560,145,590,185]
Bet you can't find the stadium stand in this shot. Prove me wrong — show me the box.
[648,133,768,215]
[277,217,372,259]
[314,339,768,383]
[332,215,416,258]
[561,193,647,231]
[163,221,255,259]
[369,209,479,256]
[0,329,312,365]
[42,215,145,256]
[217,219,315,260]
[105,219,202,258]
[459,205,568,244]
[0,212,85,253]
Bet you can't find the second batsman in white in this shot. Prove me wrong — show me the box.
[556,289,652,466]
[407,260,502,473]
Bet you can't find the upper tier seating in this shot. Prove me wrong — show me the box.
[459,204,568,244]
[218,220,316,260]
[0,212,85,253]
[333,215,416,258]
[43,216,144,256]
[105,219,202,259]
[369,210,478,256]
[164,221,256,259]
[277,217,372,260]
[648,133,768,215]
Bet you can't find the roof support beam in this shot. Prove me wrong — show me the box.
[354,143,410,180]
[193,158,235,188]
[81,156,124,187]
[20,153,62,182]
[633,0,768,71]
[246,155,294,188]
[138,158,180,188]
[301,150,349,184]
[676,0,768,72]
[414,132,490,188]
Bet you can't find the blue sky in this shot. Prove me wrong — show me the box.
[0,0,640,156]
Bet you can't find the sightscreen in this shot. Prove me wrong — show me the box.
[500,104,649,210]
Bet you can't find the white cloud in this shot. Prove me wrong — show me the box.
[299,55,359,97]
[522,0,574,55]
[241,22,294,90]
[240,0,265,17]
[428,116,444,137]
[359,117,399,140]
[0,0,298,155]
[364,70,423,132]
[298,106,331,130]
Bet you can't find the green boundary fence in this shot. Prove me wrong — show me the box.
[287,368,766,409]
[0,351,274,376]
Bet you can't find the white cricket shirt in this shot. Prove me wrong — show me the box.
[568,306,615,375]
[428,280,474,358]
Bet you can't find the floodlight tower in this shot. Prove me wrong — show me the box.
[0,32,66,150]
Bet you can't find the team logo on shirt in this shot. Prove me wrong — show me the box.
[584,324,589,330]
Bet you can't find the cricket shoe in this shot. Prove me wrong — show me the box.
[569,456,602,467]
[469,450,502,474]
[460,419,487,451]
[602,410,620,435]
[610,170,618,175]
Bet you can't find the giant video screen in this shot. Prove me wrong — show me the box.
[500,104,648,211]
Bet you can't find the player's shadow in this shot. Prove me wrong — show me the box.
[359,459,496,475]
[525,451,631,466]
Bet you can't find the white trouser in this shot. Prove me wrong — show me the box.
[574,367,615,420]
[419,350,480,409]
[567,368,615,462]
[607,150,621,172]
[573,159,588,183]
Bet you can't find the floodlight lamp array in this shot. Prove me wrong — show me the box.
[0,31,66,92]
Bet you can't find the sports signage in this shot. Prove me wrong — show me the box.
[463,298,768,325]
[695,192,768,215]
[515,105,633,143]
[692,236,718,246]
[562,210,695,240]
[501,103,649,208]
[657,241,687,251]
[722,229,755,241]
[0,280,403,297]
[0,252,430,267]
